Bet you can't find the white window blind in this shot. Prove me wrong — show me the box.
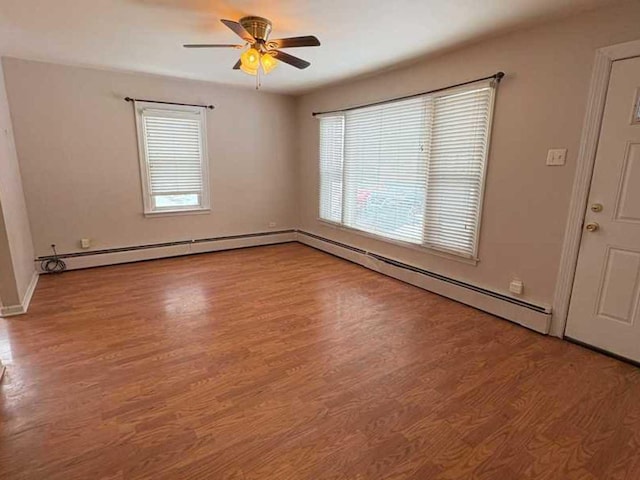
[318,80,496,258]
[135,102,210,214]
[344,96,429,244]
[423,87,493,255]
[319,115,344,223]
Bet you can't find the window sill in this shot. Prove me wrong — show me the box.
[316,218,479,266]
[144,208,211,218]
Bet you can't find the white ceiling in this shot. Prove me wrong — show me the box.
[0,0,618,94]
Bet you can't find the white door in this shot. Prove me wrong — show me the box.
[565,56,640,363]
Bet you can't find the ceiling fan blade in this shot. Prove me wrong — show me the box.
[184,44,244,48]
[220,19,255,43]
[232,59,241,70]
[268,36,321,49]
[271,50,311,69]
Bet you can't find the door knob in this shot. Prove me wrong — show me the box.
[585,222,600,232]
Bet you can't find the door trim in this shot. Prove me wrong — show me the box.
[552,39,640,337]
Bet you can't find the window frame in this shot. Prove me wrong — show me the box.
[317,80,497,262]
[134,101,211,217]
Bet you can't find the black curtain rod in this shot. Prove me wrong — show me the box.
[125,97,214,110]
[312,71,504,117]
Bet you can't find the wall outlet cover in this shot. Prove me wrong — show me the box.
[546,148,567,166]
[509,279,524,295]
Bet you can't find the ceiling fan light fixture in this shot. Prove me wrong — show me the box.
[260,52,278,74]
[240,47,260,70]
[240,63,258,76]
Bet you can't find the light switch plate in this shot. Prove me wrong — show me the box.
[546,148,567,166]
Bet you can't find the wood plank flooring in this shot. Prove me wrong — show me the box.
[1,243,639,479]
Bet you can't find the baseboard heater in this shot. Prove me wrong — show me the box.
[296,230,552,334]
[35,229,297,271]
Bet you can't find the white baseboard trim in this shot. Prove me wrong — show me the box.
[297,231,552,334]
[22,270,39,312]
[35,230,297,272]
[0,304,25,317]
[0,270,39,318]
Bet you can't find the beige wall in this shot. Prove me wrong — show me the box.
[2,58,298,258]
[0,61,35,307]
[296,2,640,308]
[0,209,19,306]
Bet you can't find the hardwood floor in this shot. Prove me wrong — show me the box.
[1,243,639,479]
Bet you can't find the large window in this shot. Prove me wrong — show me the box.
[318,80,496,258]
[135,102,210,215]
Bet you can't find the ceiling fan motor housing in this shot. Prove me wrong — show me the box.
[240,16,272,43]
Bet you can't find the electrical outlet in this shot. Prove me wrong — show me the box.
[546,148,567,166]
[80,238,91,249]
[509,279,524,295]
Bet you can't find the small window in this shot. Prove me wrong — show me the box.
[135,102,210,215]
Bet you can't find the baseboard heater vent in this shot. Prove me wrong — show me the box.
[36,229,296,260]
[369,252,547,313]
[35,230,297,271]
[296,230,552,334]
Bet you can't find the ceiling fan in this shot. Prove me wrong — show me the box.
[184,16,320,80]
